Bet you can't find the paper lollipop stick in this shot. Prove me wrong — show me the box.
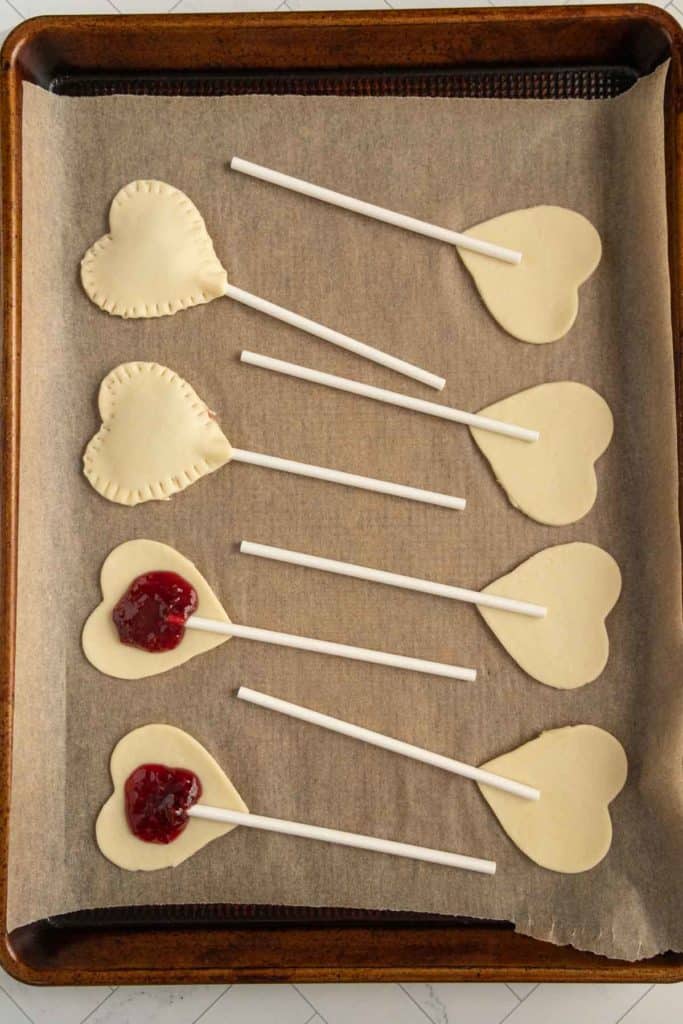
[231,160,603,345]
[83,362,465,510]
[229,449,465,510]
[81,180,445,390]
[186,806,495,873]
[96,725,496,874]
[82,539,477,682]
[240,540,623,689]
[237,686,540,801]
[223,284,444,390]
[231,158,522,264]
[183,616,474,680]
[241,359,615,526]
[241,350,539,443]
[240,541,547,618]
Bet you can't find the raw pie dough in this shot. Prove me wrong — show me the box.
[83,362,233,506]
[459,206,602,343]
[470,381,614,526]
[81,180,228,318]
[478,725,627,873]
[96,724,248,871]
[82,539,231,680]
[479,542,622,689]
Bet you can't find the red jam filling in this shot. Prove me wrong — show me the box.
[125,763,202,844]
[112,571,198,653]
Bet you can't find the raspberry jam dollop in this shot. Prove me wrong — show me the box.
[125,763,202,844]
[112,571,198,653]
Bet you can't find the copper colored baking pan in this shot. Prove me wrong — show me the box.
[1,6,682,985]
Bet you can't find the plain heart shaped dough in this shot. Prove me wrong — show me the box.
[479,542,622,689]
[81,180,228,318]
[459,206,602,343]
[478,725,627,872]
[96,724,248,871]
[470,381,613,526]
[82,539,231,680]
[83,362,233,506]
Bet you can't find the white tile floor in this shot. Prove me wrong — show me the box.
[1,0,681,1018]
[0,976,681,1023]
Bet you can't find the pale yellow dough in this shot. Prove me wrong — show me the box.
[470,381,613,526]
[459,206,602,343]
[83,362,233,507]
[82,539,231,680]
[81,180,228,318]
[479,542,621,689]
[96,724,248,871]
[479,725,627,873]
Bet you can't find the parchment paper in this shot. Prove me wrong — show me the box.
[10,65,683,960]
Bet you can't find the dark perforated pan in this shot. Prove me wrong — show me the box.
[2,7,682,984]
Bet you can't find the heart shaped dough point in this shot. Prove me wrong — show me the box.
[96,724,248,871]
[459,206,602,343]
[478,725,627,872]
[479,542,622,688]
[470,382,613,526]
[83,362,233,506]
[81,180,228,318]
[83,539,231,679]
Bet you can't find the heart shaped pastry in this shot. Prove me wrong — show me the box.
[96,724,248,871]
[478,725,627,872]
[83,539,231,680]
[479,542,621,688]
[81,180,228,318]
[83,362,233,506]
[459,206,602,343]
[470,381,613,526]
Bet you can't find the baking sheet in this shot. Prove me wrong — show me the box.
[10,64,683,960]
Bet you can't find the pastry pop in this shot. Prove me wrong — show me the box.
[235,695,628,875]
[82,540,477,682]
[242,352,614,525]
[83,362,465,510]
[97,724,496,874]
[231,158,603,344]
[470,381,613,525]
[240,540,622,689]
[81,180,445,390]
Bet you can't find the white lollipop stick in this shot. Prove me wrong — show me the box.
[241,350,539,443]
[240,541,547,619]
[224,283,445,392]
[230,448,466,511]
[184,616,476,681]
[237,686,540,802]
[188,804,495,875]
[231,157,522,266]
